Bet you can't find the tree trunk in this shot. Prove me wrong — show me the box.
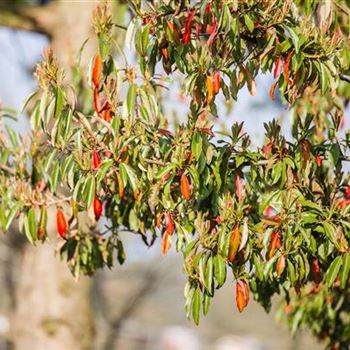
[2,1,97,349]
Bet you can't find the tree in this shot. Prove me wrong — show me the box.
[1,1,350,348]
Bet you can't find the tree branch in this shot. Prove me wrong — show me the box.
[340,74,350,84]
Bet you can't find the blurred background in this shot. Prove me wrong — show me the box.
[0,1,323,349]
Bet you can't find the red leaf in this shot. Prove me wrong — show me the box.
[91,150,101,170]
[92,53,102,89]
[346,186,350,199]
[207,17,217,47]
[93,196,103,221]
[311,259,322,284]
[158,129,174,137]
[165,213,174,235]
[161,231,172,256]
[315,155,323,167]
[273,57,283,78]
[180,173,191,200]
[182,10,195,45]
[56,209,68,238]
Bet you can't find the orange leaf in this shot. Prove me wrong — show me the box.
[236,282,246,312]
[301,139,311,162]
[267,231,282,260]
[228,225,241,263]
[206,75,213,104]
[38,227,46,240]
[180,173,191,200]
[161,47,168,61]
[156,213,163,229]
[212,70,221,94]
[284,51,293,83]
[276,254,286,277]
[117,172,124,199]
[161,231,172,256]
[92,53,102,89]
[235,176,244,201]
[241,279,250,307]
[269,81,278,100]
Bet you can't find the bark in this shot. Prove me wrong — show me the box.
[2,1,97,349]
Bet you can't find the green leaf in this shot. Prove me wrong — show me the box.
[205,255,214,295]
[340,253,350,289]
[244,14,254,33]
[50,161,61,193]
[326,256,342,288]
[83,175,96,208]
[202,292,211,316]
[191,132,203,161]
[213,255,226,288]
[192,287,201,325]
[286,26,300,53]
[127,84,137,114]
[24,208,37,243]
[287,259,296,284]
[5,203,21,231]
[119,163,139,193]
[54,87,64,119]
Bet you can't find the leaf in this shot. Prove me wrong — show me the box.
[180,173,191,200]
[192,287,201,325]
[326,256,342,288]
[286,27,300,53]
[24,208,36,243]
[83,175,96,208]
[191,132,203,161]
[205,255,214,295]
[119,163,139,193]
[213,255,226,288]
[161,231,172,256]
[202,292,211,316]
[127,84,137,114]
[228,225,241,263]
[5,203,21,231]
[323,222,339,249]
[239,218,248,251]
[54,87,64,119]
[92,53,102,89]
[340,253,350,289]
[244,14,254,33]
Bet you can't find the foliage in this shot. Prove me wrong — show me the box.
[0,1,350,348]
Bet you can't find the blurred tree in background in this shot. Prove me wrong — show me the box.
[0,1,350,349]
